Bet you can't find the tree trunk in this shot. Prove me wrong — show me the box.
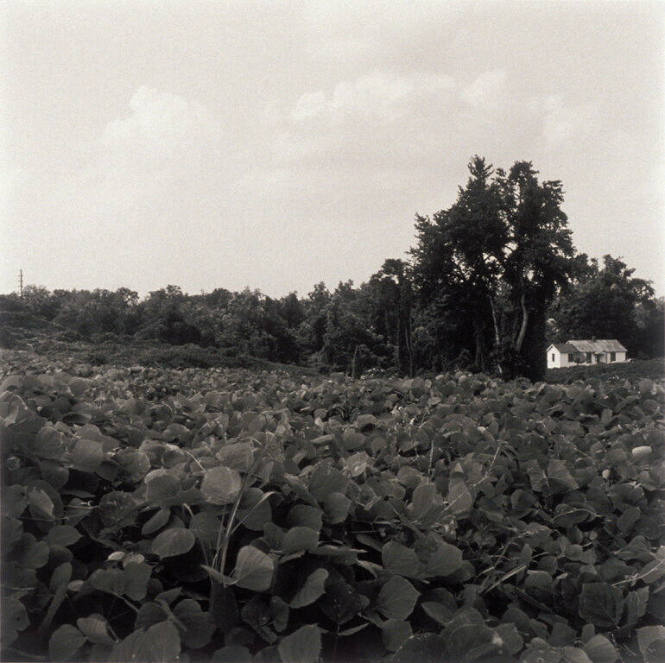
[351,344,360,379]
[473,315,486,371]
[521,304,547,381]
[515,292,529,353]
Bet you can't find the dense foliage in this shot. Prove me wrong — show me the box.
[410,158,576,381]
[2,349,664,662]
[550,256,662,359]
[2,158,662,379]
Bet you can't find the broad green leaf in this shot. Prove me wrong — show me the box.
[143,621,182,662]
[46,525,81,547]
[524,459,548,492]
[578,583,624,627]
[319,573,368,625]
[422,540,464,578]
[342,429,366,451]
[237,488,273,531]
[286,504,323,531]
[70,438,104,472]
[27,487,54,520]
[108,627,145,662]
[637,626,665,661]
[382,541,420,577]
[32,425,64,458]
[376,575,419,620]
[624,587,649,627]
[561,646,593,663]
[76,614,115,646]
[278,625,322,663]
[173,599,215,649]
[3,597,29,646]
[4,485,27,518]
[392,633,448,663]
[495,623,524,655]
[442,608,493,660]
[271,596,290,632]
[116,449,150,481]
[639,379,654,395]
[524,570,553,601]
[89,568,125,596]
[421,601,455,625]
[151,527,196,559]
[290,568,329,608]
[49,624,86,661]
[410,482,438,519]
[145,473,180,504]
[135,602,167,631]
[547,459,579,493]
[15,533,49,569]
[309,464,347,501]
[550,622,577,647]
[123,562,152,601]
[282,526,319,554]
[640,546,665,584]
[323,491,351,523]
[345,451,370,477]
[520,640,561,663]
[212,645,253,662]
[617,506,641,535]
[231,545,274,591]
[217,441,254,471]
[583,634,619,663]
[98,491,138,529]
[382,619,412,652]
[447,477,473,515]
[189,510,221,550]
[141,507,171,536]
[49,562,73,592]
[201,466,242,505]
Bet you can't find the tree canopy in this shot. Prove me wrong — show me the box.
[3,156,661,377]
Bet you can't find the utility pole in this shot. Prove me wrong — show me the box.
[18,269,23,298]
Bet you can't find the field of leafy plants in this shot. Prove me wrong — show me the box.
[1,348,664,663]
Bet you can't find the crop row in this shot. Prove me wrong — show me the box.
[1,350,664,662]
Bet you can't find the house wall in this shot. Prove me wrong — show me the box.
[593,351,627,364]
[547,346,627,369]
[548,350,565,369]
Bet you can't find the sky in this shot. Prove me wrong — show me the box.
[2,0,664,299]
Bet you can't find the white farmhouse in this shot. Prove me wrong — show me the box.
[546,339,628,369]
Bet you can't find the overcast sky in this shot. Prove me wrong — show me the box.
[2,1,664,299]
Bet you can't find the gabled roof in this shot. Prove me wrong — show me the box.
[567,339,627,353]
[549,343,579,353]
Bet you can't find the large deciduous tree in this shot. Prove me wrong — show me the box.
[494,161,576,379]
[411,156,576,381]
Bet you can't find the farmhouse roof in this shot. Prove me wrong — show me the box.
[550,343,579,353]
[567,339,627,353]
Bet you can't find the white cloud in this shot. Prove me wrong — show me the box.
[461,69,507,109]
[100,87,223,171]
[290,71,456,125]
[531,94,599,150]
[292,91,328,122]
[39,87,235,248]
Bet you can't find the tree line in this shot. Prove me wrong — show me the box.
[3,157,662,380]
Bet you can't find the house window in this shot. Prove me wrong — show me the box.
[586,352,592,362]
[610,352,616,362]
[568,353,575,362]
[551,353,555,362]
